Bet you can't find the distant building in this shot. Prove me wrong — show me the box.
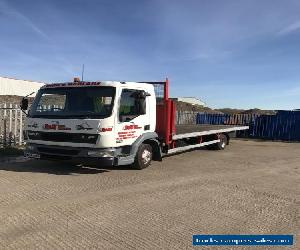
[171,97,206,106]
[0,76,45,97]
[0,76,45,105]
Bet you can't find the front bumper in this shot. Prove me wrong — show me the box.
[24,143,116,166]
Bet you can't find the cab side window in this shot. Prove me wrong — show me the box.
[119,89,146,122]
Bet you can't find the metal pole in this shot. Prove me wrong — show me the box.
[3,118,7,147]
[3,103,7,147]
[82,64,85,81]
[3,103,7,117]
[164,78,169,101]
[9,103,12,133]
[14,104,18,145]
[19,109,23,145]
[0,104,2,142]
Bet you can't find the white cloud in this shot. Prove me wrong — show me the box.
[277,21,300,36]
[0,0,49,40]
[150,0,300,63]
[0,0,79,77]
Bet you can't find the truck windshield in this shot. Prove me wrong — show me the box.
[29,87,115,118]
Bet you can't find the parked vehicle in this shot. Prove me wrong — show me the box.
[21,78,248,169]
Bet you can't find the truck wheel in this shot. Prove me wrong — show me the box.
[213,134,228,150]
[133,143,152,170]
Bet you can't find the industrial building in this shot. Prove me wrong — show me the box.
[171,97,206,107]
[0,76,45,97]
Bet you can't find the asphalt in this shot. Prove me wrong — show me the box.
[0,140,299,249]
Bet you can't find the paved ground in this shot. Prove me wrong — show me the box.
[0,140,299,249]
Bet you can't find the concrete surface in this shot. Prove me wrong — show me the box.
[0,140,299,249]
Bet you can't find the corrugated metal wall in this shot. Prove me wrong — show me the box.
[197,113,259,125]
[251,111,300,141]
[197,111,300,141]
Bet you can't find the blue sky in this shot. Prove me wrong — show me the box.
[0,0,300,109]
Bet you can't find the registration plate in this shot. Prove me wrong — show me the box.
[25,153,41,159]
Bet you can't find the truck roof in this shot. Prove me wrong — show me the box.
[42,81,154,90]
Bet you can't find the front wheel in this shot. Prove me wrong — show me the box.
[133,143,153,170]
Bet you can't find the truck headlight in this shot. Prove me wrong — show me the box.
[87,149,115,157]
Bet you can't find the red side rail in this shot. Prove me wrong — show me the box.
[141,78,176,147]
[156,98,176,146]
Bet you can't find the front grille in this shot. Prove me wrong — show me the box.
[37,147,80,156]
[28,131,98,144]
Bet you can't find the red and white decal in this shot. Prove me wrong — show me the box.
[123,124,142,130]
[101,127,113,132]
[44,124,71,130]
[116,130,138,141]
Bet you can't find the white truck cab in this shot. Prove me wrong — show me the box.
[23,80,159,169]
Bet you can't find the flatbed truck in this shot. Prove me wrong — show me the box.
[21,78,248,169]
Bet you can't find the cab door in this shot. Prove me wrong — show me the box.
[115,88,150,146]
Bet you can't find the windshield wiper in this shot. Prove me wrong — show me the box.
[30,111,109,119]
[69,111,96,118]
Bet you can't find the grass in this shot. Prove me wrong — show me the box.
[0,147,24,157]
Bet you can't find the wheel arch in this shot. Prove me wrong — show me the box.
[142,138,162,161]
[117,132,161,166]
[130,132,161,160]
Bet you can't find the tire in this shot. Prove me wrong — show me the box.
[212,134,228,150]
[133,143,153,170]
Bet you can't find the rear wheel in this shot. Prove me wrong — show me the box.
[212,134,228,150]
[133,143,153,170]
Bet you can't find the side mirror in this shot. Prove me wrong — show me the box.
[20,98,29,111]
[140,91,151,98]
[130,91,151,99]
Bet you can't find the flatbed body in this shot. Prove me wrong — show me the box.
[175,124,246,135]
[174,124,249,140]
